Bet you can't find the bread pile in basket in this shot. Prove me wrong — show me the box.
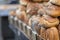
[10,0,60,40]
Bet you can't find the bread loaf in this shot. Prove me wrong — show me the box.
[46,27,59,40]
[16,5,26,19]
[20,0,29,5]
[50,0,60,5]
[17,11,28,24]
[39,15,59,28]
[44,3,60,17]
[26,3,43,15]
[16,5,28,24]
[58,24,60,39]
[10,11,16,16]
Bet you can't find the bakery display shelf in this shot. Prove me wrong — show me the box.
[9,23,29,40]
[14,24,30,39]
[9,23,18,34]
[9,16,45,40]
[9,16,30,40]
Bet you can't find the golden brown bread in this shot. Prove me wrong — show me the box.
[16,5,26,18]
[50,0,60,5]
[20,0,29,5]
[26,2,43,15]
[10,11,16,16]
[58,24,60,39]
[16,5,28,24]
[37,2,49,16]
[39,15,59,28]
[44,3,60,17]
[46,27,59,40]
[18,5,26,11]
[17,11,28,24]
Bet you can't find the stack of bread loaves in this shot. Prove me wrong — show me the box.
[10,0,60,40]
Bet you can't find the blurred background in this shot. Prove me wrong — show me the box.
[0,0,19,4]
[0,0,19,40]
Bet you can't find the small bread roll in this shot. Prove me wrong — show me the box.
[46,27,59,40]
[31,0,42,2]
[20,0,29,5]
[18,5,26,11]
[16,5,26,18]
[10,11,16,16]
[39,15,59,28]
[44,3,60,17]
[50,0,60,5]
[16,5,28,24]
[17,11,28,24]
[26,2,43,15]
